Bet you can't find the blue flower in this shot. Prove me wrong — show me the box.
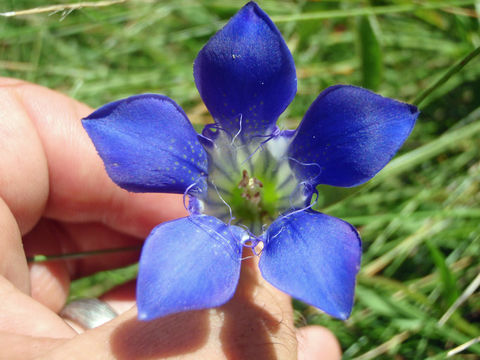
[82,2,419,321]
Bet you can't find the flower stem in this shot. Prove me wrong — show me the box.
[412,46,480,107]
[27,245,143,263]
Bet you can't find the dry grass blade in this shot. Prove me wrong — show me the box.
[352,331,411,360]
[447,336,480,357]
[362,220,449,276]
[439,272,480,326]
[0,0,126,17]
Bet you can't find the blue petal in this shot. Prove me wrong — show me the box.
[288,85,419,187]
[137,215,244,320]
[194,2,296,137]
[259,210,361,320]
[82,94,208,194]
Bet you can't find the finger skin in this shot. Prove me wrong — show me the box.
[0,197,30,293]
[0,276,75,338]
[0,79,49,235]
[0,332,65,360]
[22,219,71,313]
[297,326,342,360]
[0,77,186,239]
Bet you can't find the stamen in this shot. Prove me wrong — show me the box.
[238,169,264,206]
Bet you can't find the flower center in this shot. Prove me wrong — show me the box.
[227,169,279,227]
[197,129,307,235]
[239,170,263,205]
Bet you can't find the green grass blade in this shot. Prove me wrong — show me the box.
[272,1,478,22]
[68,263,139,302]
[371,109,480,185]
[425,239,459,307]
[413,46,480,107]
[358,15,382,91]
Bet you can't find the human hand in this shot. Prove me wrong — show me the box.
[0,77,341,359]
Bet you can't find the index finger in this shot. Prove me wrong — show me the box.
[0,77,186,238]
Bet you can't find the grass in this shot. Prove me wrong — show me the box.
[2,0,480,358]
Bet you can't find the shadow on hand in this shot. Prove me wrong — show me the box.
[110,309,209,359]
[219,261,283,360]
[110,258,286,359]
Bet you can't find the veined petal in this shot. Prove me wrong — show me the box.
[82,94,208,194]
[194,2,296,137]
[259,210,361,320]
[137,215,244,320]
[288,85,419,187]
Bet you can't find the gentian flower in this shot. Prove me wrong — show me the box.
[82,2,419,321]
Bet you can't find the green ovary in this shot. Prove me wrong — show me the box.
[228,169,280,227]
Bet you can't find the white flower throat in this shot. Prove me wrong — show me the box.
[196,129,307,235]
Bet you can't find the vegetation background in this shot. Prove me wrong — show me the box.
[1,0,479,358]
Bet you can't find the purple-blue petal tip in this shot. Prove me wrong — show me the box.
[260,210,362,320]
[288,85,419,188]
[82,94,208,195]
[137,216,244,320]
[193,0,297,137]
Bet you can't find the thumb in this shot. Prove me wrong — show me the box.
[41,254,298,360]
[41,253,341,360]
